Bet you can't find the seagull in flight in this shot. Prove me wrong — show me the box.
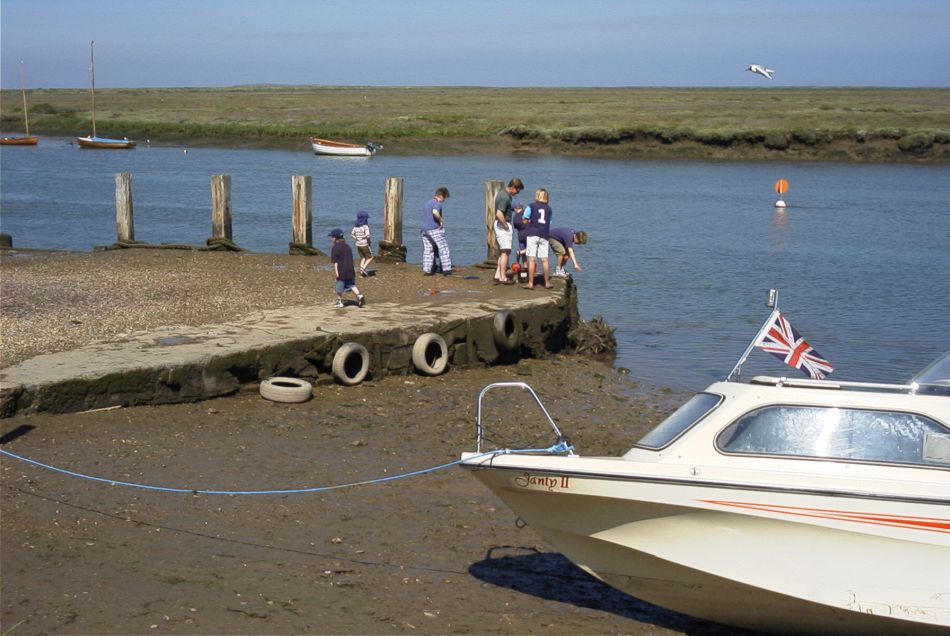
[747,64,775,80]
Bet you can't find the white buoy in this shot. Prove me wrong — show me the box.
[775,199,787,208]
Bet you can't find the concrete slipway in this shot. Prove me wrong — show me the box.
[0,283,579,417]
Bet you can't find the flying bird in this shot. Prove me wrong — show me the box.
[747,64,775,80]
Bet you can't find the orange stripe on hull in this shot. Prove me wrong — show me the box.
[699,499,950,533]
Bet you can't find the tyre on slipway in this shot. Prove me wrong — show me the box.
[260,377,313,403]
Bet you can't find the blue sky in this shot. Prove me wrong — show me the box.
[2,0,948,89]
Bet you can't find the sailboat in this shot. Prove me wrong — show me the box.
[76,41,135,149]
[0,61,39,146]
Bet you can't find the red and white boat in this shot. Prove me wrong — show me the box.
[462,299,949,635]
[310,136,381,157]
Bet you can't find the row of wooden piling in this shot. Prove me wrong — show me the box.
[113,173,506,261]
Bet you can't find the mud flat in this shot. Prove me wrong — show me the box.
[0,356,762,635]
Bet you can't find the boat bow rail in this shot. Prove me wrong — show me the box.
[474,382,574,455]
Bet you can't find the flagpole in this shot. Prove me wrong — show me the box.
[727,289,780,382]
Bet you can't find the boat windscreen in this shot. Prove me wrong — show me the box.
[634,392,722,450]
[912,351,950,394]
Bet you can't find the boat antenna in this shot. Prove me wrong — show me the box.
[89,40,97,139]
[19,60,30,136]
[726,289,780,382]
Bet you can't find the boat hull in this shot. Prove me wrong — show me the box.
[463,457,950,635]
[76,135,136,149]
[310,136,378,156]
[0,136,38,146]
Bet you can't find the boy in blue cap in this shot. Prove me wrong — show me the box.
[328,228,365,308]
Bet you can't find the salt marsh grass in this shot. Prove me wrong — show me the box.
[2,86,947,160]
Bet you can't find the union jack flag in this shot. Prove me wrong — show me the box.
[755,312,834,379]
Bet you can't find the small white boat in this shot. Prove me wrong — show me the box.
[461,297,949,635]
[310,136,381,157]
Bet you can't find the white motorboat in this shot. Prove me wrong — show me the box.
[461,298,949,635]
[309,136,381,157]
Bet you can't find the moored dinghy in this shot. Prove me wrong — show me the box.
[75,41,135,150]
[1,61,38,146]
[310,136,381,157]
[76,135,136,149]
[461,292,950,635]
[0,136,39,146]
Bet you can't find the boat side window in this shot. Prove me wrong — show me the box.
[716,405,950,467]
[636,393,723,450]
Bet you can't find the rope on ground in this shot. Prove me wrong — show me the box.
[0,441,573,496]
[95,238,247,252]
[288,242,325,256]
[205,237,246,251]
[376,240,407,263]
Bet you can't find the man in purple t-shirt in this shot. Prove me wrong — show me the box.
[548,227,587,278]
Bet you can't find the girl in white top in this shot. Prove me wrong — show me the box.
[351,211,373,276]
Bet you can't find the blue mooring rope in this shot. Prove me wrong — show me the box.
[0,441,573,496]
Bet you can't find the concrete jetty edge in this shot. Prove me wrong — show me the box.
[0,282,579,417]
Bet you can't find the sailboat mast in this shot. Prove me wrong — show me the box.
[19,60,30,136]
[89,40,97,138]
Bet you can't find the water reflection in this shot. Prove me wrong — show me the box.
[771,208,789,251]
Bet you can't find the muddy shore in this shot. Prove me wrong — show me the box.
[0,357,762,636]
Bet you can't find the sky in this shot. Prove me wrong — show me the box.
[2,0,948,89]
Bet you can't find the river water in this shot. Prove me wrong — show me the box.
[2,138,948,390]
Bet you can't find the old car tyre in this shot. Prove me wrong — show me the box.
[332,342,370,386]
[260,377,313,403]
[492,309,519,351]
[412,332,449,376]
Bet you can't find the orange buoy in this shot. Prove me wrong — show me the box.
[774,178,789,207]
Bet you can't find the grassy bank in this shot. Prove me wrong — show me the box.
[2,86,948,161]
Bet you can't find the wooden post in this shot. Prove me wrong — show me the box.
[291,175,312,246]
[485,180,503,262]
[378,176,407,262]
[210,174,232,240]
[115,172,134,242]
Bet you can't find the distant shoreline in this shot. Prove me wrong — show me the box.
[2,86,947,162]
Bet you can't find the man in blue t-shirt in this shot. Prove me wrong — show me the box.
[421,187,453,276]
